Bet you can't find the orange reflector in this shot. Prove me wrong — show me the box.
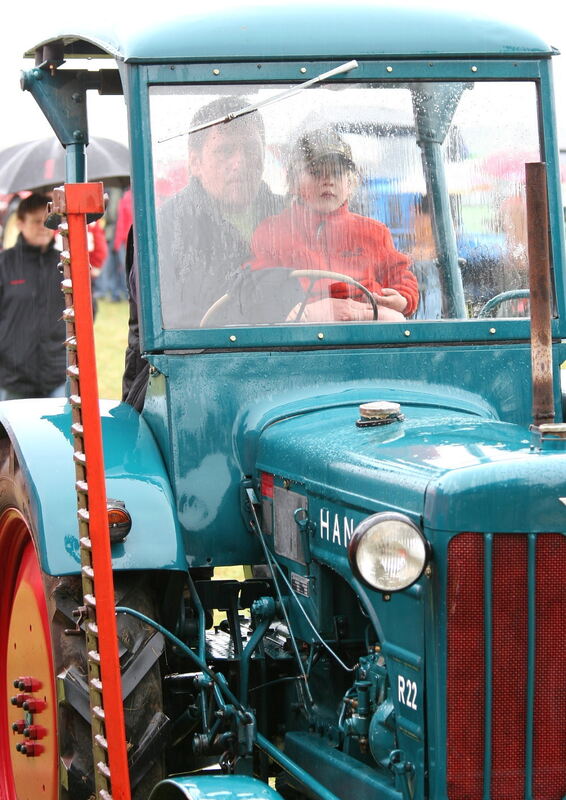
[107,508,130,526]
[106,502,132,543]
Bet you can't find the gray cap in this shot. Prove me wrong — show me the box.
[293,129,355,169]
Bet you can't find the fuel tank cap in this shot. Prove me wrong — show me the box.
[357,401,404,427]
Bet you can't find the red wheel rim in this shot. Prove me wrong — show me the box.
[0,509,58,800]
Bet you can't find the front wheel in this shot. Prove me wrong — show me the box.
[0,439,167,799]
[0,511,59,800]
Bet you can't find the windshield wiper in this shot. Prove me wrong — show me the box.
[158,59,359,143]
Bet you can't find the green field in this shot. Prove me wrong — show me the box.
[94,299,130,400]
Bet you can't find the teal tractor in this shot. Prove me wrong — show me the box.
[1,5,565,800]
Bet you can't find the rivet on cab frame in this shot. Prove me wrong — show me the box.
[404,330,411,337]
[471,65,478,72]
[317,332,324,340]
[489,328,496,335]
[213,68,220,75]
[300,67,307,74]
[229,335,237,342]
[386,66,393,73]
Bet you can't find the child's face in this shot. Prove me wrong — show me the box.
[296,158,353,214]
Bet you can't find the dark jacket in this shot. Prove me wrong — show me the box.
[0,234,66,396]
[123,178,284,409]
[157,177,284,328]
[122,227,149,409]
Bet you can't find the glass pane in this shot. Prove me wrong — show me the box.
[443,82,538,319]
[149,80,540,329]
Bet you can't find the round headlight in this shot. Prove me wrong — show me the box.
[348,513,428,592]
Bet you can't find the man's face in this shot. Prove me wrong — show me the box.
[18,208,55,250]
[296,158,353,214]
[191,124,265,210]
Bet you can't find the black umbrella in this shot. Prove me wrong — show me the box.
[0,136,130,194]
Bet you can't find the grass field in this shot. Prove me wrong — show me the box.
[93,299,130,400]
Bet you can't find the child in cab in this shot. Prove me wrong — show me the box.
[249,128,419,322]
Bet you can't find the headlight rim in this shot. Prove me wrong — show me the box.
[348,511,429,593]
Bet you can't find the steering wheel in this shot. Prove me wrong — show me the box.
[288,269,379,321]
[200,267,379,327]
[477,289,530,318]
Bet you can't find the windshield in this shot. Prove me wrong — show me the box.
[150,80,541,329]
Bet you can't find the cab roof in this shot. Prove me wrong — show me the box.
[26,2,554,63]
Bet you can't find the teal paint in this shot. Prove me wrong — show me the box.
[413,83,467,318]
[20,68,89,181]
[285,731,403,800]
[0,398,185,575]
[149,774,284,799]
[127,63,164,346]
[20,68,90,147]
[25,5,553,63]
[539,58,566,313]
[126,55,566,353]
[139,342,563,567]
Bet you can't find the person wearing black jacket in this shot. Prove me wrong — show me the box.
[0,193,66,400]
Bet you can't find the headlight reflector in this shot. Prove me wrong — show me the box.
[348,513,428,592]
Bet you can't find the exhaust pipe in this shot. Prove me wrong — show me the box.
[525,162,555,428]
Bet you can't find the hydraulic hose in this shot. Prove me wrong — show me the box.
[115,606,342,800]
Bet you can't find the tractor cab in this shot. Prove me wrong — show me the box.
[22,8,566,346]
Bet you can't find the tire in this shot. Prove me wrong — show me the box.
[0,437,167,799]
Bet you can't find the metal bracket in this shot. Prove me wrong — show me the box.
[64,605,87,637]
[387,748,415,800]
[21,68,91,148]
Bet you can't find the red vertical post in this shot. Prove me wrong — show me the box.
[64,182,132,800]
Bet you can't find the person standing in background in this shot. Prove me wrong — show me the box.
[0,193,66,399]
[95,187,130,302]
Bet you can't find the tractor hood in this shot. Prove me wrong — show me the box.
[255,399,566,534]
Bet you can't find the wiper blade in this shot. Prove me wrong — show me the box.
[159,59,359,143]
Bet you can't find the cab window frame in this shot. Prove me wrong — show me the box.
[130,57,565,353]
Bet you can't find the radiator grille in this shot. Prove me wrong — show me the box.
[534,535,566,800]
[446,533,566,800]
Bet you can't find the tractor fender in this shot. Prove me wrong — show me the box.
[0,397,185,576]
[149,775,284,799]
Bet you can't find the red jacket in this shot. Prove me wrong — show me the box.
[87,221,108,270]
[114,189,132,251]
[249,202,419,315]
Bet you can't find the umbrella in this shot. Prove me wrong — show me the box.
[0,136,130,194]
